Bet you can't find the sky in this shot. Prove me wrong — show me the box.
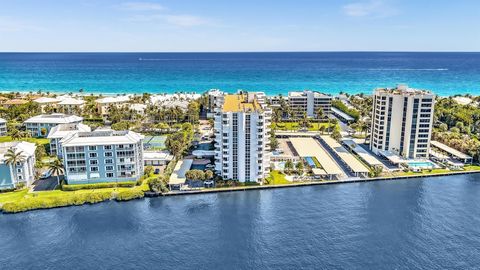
[0,0,479,52]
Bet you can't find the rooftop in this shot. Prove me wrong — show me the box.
[96,95,131,104]
[375,84,434,96]
[61,130,144,146]
[47,123,91,139]
[4,99,29,105]
[288,90,331,98]
[24,113,83,124]
[222,94,262,113]
[0,141,36,162]
[58,97,85,105]
[34,97,60,104]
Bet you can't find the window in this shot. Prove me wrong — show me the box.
[88,146,97,151]
[90,167,98,172]
[106,172,114,178]
[105,159,113,164]
[89,153,97,158]
[89,160,98,165]
[17,168,22,173]
[104,145,112,150]
[105,152,113,157]
[106,166,114,171]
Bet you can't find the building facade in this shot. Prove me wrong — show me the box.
[214,92,271,183]
[24,113,83,137]
[288,90,332,118]
[0,142,36,190]
[0,118,7,136]
[61,130,144,184]
[370,85,435,159]
[47,123,91,158]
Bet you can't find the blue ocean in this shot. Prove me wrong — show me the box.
[0,52,479,96]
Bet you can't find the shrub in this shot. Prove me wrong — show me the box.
[115,189,145,201]
[62,182,136,191]
[1,191,113,213]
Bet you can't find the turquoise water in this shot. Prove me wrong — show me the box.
[1,174,480,269]
[305,157,317,168]
[408,161,436,168]
[1,52,480,96]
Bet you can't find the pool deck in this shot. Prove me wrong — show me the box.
[145,169,480,197]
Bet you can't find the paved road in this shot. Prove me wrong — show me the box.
[33,175,62,191]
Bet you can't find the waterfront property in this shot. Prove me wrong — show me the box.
[430,140,472,164]
[0,141,36,190]
[289,137,344,179]
[370,84,435,160]
[214,92,271,183]
[319,136,369,177]
[61,130,144,184]
[47,123,91,158]
[169,159,193,190]
[288,90,332,118]
[206,89,225,117]
[143,151,173,166]
[0,118,7,136]
[24,113,83,137]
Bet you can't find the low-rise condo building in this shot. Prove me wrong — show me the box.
[24,113,83,137]
[288,90,332,118]
[213,92,271,183]
[61,130,144,184]
[95,96,131,116]
[47,123,91,158]
[370,84,435,159]
[0,118,7,136]
[58,97,85,114]
[34,97,61,113]
[0,141,36,190]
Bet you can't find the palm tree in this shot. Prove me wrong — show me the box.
[48,158,64,187]
[5,148,25,185]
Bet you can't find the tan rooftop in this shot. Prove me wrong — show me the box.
[222,94,262,113]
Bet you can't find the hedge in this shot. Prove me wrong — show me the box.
[115,189,145,201]
[332,100,360,121]
[2,191,113,213]
[62,182,136,191]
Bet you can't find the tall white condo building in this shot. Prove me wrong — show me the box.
[214,92,271,183]
[370,85,435,159]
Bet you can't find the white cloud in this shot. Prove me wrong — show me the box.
[0,16,44,32]
[118,2,164,11]
[163,15,209,27]
[342,0,397,18]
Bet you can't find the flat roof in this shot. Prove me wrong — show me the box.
[24,113,83,124]
[331,107,354,121]
[61,130,143,146]
[342,140,383,167]
[143,151,173,161]
[431,140,472,160]
[289,137,343,176]
[47,123,91,139]
[321,136,369,173]
[379,150,409,164]
[222,94,261,113]
[169,159,193,185]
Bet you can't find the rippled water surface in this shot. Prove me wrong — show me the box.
[1,52,479,95]
[1,175,480,269]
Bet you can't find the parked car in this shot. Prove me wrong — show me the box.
[205,164,215,169]
[40,171,52,179]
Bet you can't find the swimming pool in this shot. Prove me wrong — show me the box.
[304,157,317,168]
[407,161,436,169]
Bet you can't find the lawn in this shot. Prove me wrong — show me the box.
[266,170,292,185]
[464,165,480,171]
[0,136,49,145]
[394,168,452,176]
[272,122,339,132]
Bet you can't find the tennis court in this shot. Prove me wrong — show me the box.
[144,135,167,150]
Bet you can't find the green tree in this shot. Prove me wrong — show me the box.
[332,128,342,141]
[205,170,214,180]
[4,148,25,185]
[48,158,64,187]
[284,160,294,174]
[439,123,448,132]
[296,161,304,174]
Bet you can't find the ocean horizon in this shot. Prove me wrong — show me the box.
[1,52,479,96]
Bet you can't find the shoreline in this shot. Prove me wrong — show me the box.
[150,169,480,197]
[2,170,480,214]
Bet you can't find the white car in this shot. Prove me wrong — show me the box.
[40,171,52,179]
[205,164,215,169]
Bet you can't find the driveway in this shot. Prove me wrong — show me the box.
[33,175,63,191]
